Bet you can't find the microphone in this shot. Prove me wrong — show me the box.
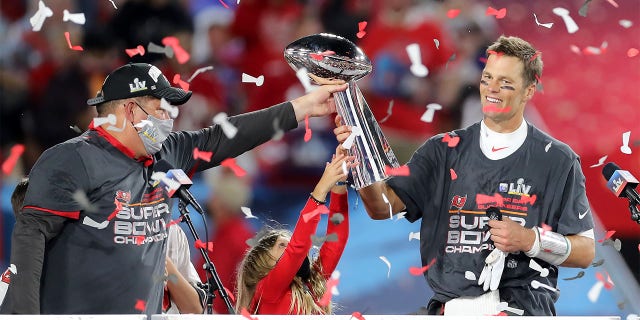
[602,162,640,204]
[153,159,205,214]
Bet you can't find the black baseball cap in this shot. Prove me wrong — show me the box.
[87,63,192,106]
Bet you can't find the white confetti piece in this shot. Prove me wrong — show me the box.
[62,9,86,25]
[496,302,524,315]
[241,206,257,219]
[619,20,633,28]
[160,98,179,119]
[8,264,16,275]
[420,103,442,123]
[72,190,98,212]
[433,39,440,49]
[533,13,553,28]
[464,271,476,281]
[408,232,420,241]
[528,259,549,277]
[30,1,53,32]
[93,114,117,127]
[341,160,348,176]
[381,193,393,219]
[108,0,118,9]
[552,7,579,34]
[379,100,394,124]
[379,256,391,278]
[213,112,238,139]
[395,211,406,221]
[588,281,604,303]
[626,314,639,320]
[70,125,82,134]
[242,73,264,87]
[545,141,552,152]
[82,216,109,229]
[406,43,429,77]
[148,42,174,58]
[531,280,558,292]
[106,118,126,132]
[272,118,284,141]
[188,66,214,82]
[296,67,315,93]
[133,119,152,129]
[590,155,608,168]
[341,126,362,149]
[621,131,632,154]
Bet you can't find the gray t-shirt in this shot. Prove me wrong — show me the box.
[388,122,593,315]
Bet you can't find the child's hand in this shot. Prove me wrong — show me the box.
[311,152,356,201]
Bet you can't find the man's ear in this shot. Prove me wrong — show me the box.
[524,84,536,101]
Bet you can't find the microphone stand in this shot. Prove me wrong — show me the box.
[178,200,236,314]
[628,199,640,224]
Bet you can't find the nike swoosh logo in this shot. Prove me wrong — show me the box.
[578,208,590,220]
[491,146,509,152]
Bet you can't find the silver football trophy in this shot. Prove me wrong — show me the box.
[284,33,400,189]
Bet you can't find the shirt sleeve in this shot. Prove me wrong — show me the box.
[161,102,297,173]
[551,158,594,235]
[255,198,321,303]
[318,192,349,278]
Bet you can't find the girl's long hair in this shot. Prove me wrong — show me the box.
[235,228,333,315]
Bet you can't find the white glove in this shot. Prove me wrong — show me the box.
[478,248,507,291]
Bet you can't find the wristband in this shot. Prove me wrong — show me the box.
[335,181,348,186]
[525,226,571,265]
[309,193,326,205]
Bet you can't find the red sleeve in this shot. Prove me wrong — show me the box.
[318,192,349,278]
[254,198,321,303]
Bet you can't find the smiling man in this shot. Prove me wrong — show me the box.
[334,36,595,315]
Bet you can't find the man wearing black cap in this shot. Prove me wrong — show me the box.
[1,63,346,315]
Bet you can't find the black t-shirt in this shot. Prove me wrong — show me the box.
[387,122,593,316]
[3,102,296,314]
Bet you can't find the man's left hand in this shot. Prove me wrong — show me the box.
[488,217,536,253]
[291,83,347,121]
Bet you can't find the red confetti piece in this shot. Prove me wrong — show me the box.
[447,9,460,18]
[409,258,436,276]
[482,104,512,113]
[530,51,541,61]
[356,21,367,39]
[309,50,336,61]
[134,299,146,311]
[595,272,615,290]
[441,133,460,147]
[487,50,504,58]
[476,193,505,207]
[192,147,213,162]
[162,36,190,64]
[540,223,552,235]
[221,158,246,177]
[495,311,509,316]
[2,144,25,175]
[218,0,230,9]
[107,199,123,221]
[352,311,366,320]
[520,194,537,205]
[134,235,145,246]
[535,74,543,84]
[302,205,330,222]
[195,239,214,252]
[304,115,312,142]
[318,277,339,306]
[385,165,410,176]
[125,45,145,57]
[166,216,183,229]
[172,74,190,91]
[450,168,458,180]
[628,48,639,58]
[478,56,488,64]
[486,6,507,19]
[598,230,616,243]
[605,0,619,8]
[64,31,83,51]
[240,307,258,320]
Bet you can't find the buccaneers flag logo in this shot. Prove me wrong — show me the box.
[450,195,467,209]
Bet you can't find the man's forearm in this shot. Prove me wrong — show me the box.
[358,182,404,220]
[560,235,595,268]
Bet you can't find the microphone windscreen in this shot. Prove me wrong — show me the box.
[602,162,620,180]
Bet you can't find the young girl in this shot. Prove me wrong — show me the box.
[235,151,354,314]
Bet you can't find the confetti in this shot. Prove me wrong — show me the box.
[582,41,608,55]
[627,314,639,320]
[134,299,146,312]
[302,204,329,222]
[578,0,593,17]
[441,133,460,147]
[528,259,549,277]
[192,147,212,162]
[342,126,362,149]
[188,66,214,82]
[106,118,126,132]
[570,45,582,55]
[619,20,633,28]
[409,258,436,276]
[590,155,608,168]
[162,36,190,64]
[395,212,406,221]
[107,199,124,221]
[408,232,420,241]
[601,238,622,251]
[2,144,25,175]
[588,278,605,302]
[356,21,367,39]
[628,48,639,58]
[304,115,312,142]
[379,100,394,124]
[351,311,366,320]
[108,0,117,9]
[381,193,393,219]
[242,73,265,87]
[311,233,338,247]
[218,0,230,9]
[591,259,605,267]
[70,125,82,133]
[496,302,524,316]
[195,239,214,252]
[531,280,558,292]
[29,1,53,32]
[64,32,84,51]
[385,165,410,176]
[172,74,190,91]
[605,0,619,8]
[552,7,579,34]
[296,67,315,93]
[318,271,340,306]
[420,103,442,123]
[533,13,554,28]
[487,50,504,58]
[341,160,348,176]
[486,7,507,19]
[160,98,179,118]
[330,212,344,225]
[464,271,476,281]
[309,50,336,61]
[445,53,456,70]
[148,42,174,58]
[483,104,512,114]
[562,271,585,280]
[450,168,458,180]
[598,230,616,243]
[72,190,98,212]
[240,308,258,320]
[621,131,632,154]
[62,9,86,25]
[213,112,238,139]
[433,39,440,50]
[520,194,537,205]
[476,193,505,207]
[125,45,145,57]
[241,206,257,219]
[447,9,460,19]
[379,256,391,278]
[545,141,552,152]
[166,216,183,229]
[272,118,284,141]
[221,158,246,177]
[406,44,429,77]
[134,235,145,245]
[82,216,109,229]
[530,51,541,62]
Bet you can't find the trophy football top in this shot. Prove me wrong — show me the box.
[284,33,372,84]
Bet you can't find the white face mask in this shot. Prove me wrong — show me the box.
[136,115,173,154]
